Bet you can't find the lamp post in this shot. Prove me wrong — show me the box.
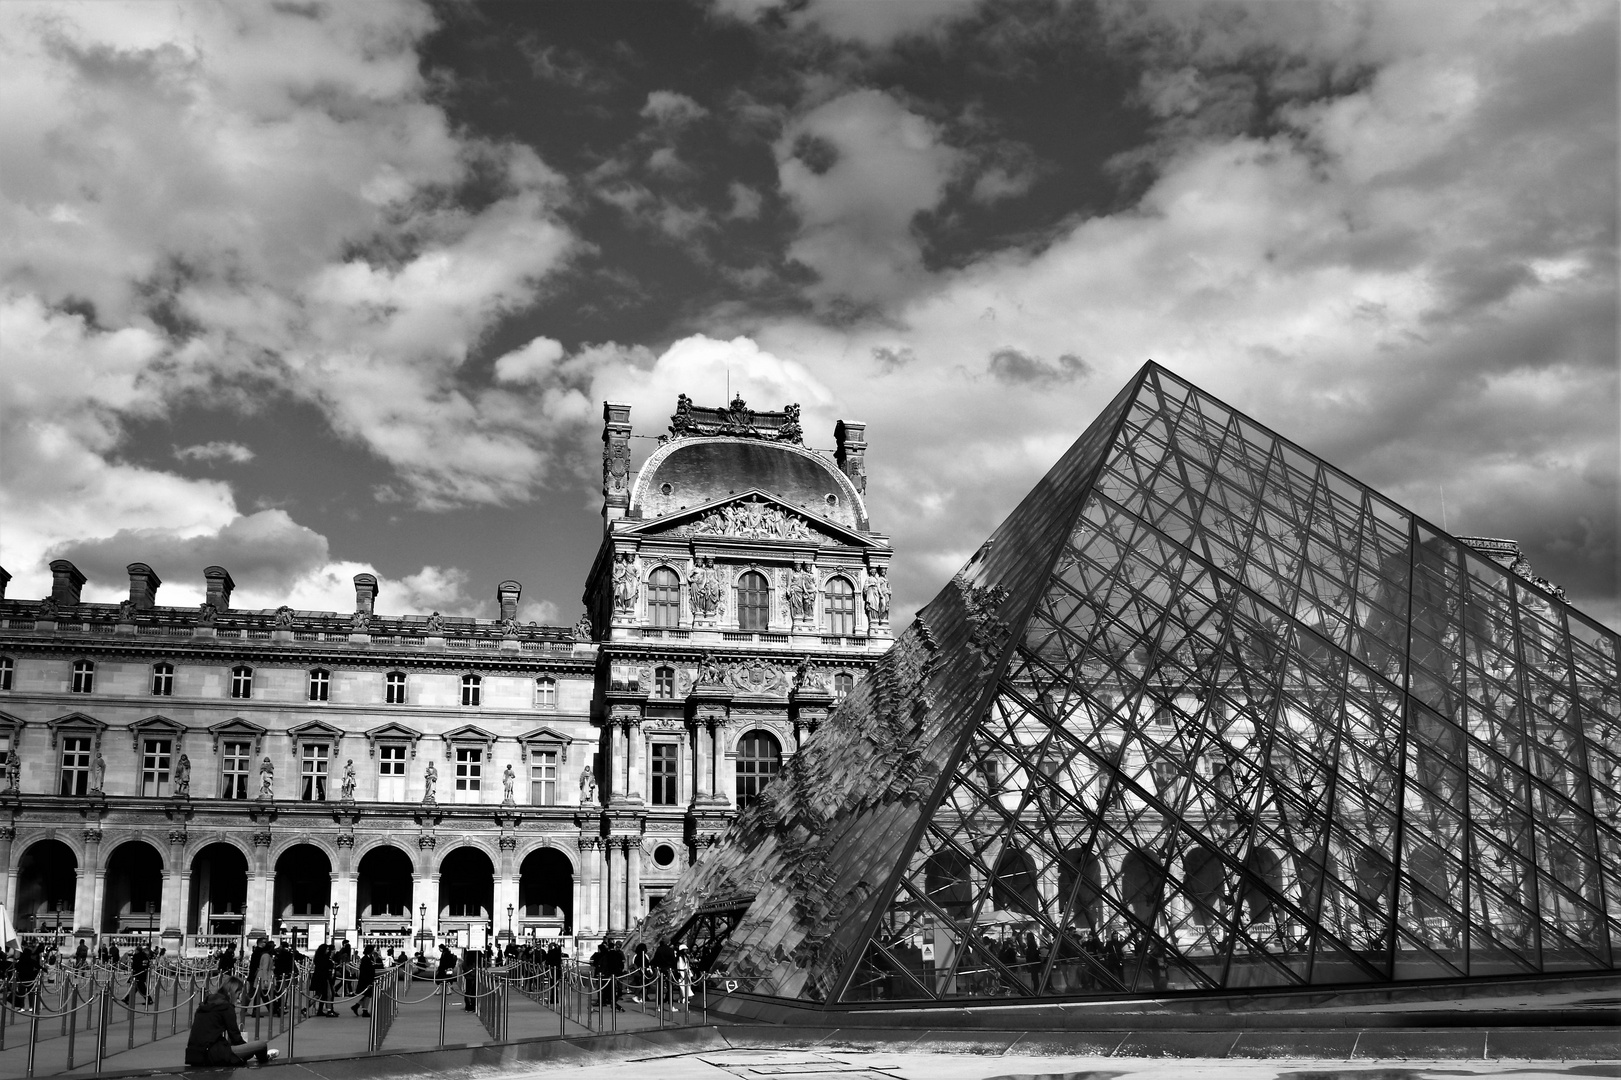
[331,903,339,943]
[419,903,427,941]
[506,904,514,937]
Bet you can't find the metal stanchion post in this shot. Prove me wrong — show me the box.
[67,984,79,1070]
[437,979,447,1049]
[95,985,109,1075]
[25,997,41,1080]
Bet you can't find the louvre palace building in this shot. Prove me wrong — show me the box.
[0,395,892,955]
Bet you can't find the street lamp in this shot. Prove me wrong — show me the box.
[506,904,514,936]
[331,904,339,942]
[419,903,427,939]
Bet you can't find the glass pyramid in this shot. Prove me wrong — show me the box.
[638,362,1621,1003]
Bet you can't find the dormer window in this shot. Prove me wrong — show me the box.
[737,571,770,631]
[461,674,481,707]
[230,666,253,700]
[151,663,174,697]
[647,568,680,627]
[385,671,407,705]
[71,660,95,694]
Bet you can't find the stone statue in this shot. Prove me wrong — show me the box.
[425,611,444,633]
[274,605,294,628]
[258,757,275,799]
[698,653,727,685]
[197,600,217,626]
[863,568,891,622]
[501,617,519,639]
[117,598,136,623]
[788,562,817,621]
[349,608,371,632]
[793,657,824,691]
[90,752,106,793]
[690,558,722,618]
[573,613,592,641]
[39,596,59,619]
[3,753,19,792]
[423,761,438,804]
[502,763,516,804]
[612,553,639,613]
[579,765,597,805]
[175,753,191,797]
[340,759,356,801]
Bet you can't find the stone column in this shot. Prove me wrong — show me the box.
[626,839,642,929]
[714,722,733,805]
[332,872,358,940]
[247,829,274,938]
[413,873,441,941]
[0,825,15,917]
[624,720,643,802]
[497,835,518,939]
[162,828,188,935]
[606,838,624,934]
[578,838,599,938]
[691,722,711,801]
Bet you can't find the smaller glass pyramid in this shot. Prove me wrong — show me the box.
[637,362,1621,1003]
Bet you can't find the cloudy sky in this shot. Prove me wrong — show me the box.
[2,0,1616,630]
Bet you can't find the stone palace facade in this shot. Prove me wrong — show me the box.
[0,394,891,955]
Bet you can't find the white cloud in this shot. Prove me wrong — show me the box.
[641,90,708,125]
[174,441,255,464]
[776,89,963,305]
[492,336,566,385]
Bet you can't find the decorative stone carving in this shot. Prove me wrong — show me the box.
[668,394,804,444]
[863,567,891,622]
[778,403,803,443]
[83,828,103,845]
[197,601,217,626]
[579,765,597,805]
[175,753,191,797]
[688,498,814,541]
[502,763,516,805]
[3,754,18,792]
[257,757,275,799]
[728,661,787,695]
[501,617,520,639]
[423,761,438,805]
[340,759,356,802]
[335,833,355,849]
[612,553,639,614]
[349,609,371,632]
[117,598,136,623]
[604,423,631,492]
[252,831,272,848]
[498,834,518,851]
[793,658,825,691]
[39,596,60,619]
[573,612,592,640]
[788,562,817,621]
[425,611,444,633]
[168,828,187,846]
[274,605,294,628]
[418,832,437,850]
[690,558,723,618]
[697,653,727,686]
[0,825,15,842]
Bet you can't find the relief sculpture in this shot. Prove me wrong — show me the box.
[688,497,815,541]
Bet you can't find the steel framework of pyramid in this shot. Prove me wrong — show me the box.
[638,361,1621,1004]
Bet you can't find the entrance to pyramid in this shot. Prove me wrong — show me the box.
[634,362,1620,1005]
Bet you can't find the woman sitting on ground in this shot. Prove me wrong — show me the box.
[184,976,277,1067]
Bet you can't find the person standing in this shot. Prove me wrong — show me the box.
[352,946,377,1017]
[651,939,676,1010]
[126,943,152,1006]
[13,945,40,1012]
[271,942,295,1017]
[309,944,336,1017]
[461,947,480,1012]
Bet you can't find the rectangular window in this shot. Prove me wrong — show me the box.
[141,738,172,797]
[230,667,253,700]
[301,744,329,801]
[650,743,678,806]
[1,656,14,690]
[534,679,556,709]
[455,747,482,797]
[71,661,95,694]
[0,733,9,771]
[461,676,481,707]
[654,667,675,699]
[151,664,174,696]
[530,749,557,806]
[308,670,330,702]
[60,736,91,795]
[385,673,406,705]
[221,741,251,799]
[378,744,406,801]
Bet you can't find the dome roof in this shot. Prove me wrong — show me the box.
[630,437,867,531]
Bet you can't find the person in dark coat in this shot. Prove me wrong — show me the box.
[271,942,295,1016]
[435,944,457,983]
[544,941,563,1003]
[184,976,275,1067]
[308,944,336,1017]
[461,947,480,1011]
[651,939,677,1009]
[351,947,377,1017]
[13,946,40,1011]
[125,944,152,1005]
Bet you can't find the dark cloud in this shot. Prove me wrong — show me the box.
[49,511,329,601]
[987,347,1089,386]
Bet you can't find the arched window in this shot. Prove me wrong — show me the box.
[647,568,680,627]
[308,669,330,702]
[825,576,856,635]
[735,730,781,808]
[151,663,174,697]
[534,677,556,709]
[385,671,407,705]
[71,660,95,694]
[230,665,253,700]
[461,674,482,707]
[833,672,853,700]
[737,571,770,631]
[653,666,675,699]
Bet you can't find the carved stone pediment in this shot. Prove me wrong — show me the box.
[628,489,877,548]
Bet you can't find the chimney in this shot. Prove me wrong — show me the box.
[834,420,868,495]
[602,401,632,524]
[497,580,521,621]
[50,559,86,606]
[353,573,378,616]
[0,566,10,601]
[126,563,162,609]
[203,566,235,610]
